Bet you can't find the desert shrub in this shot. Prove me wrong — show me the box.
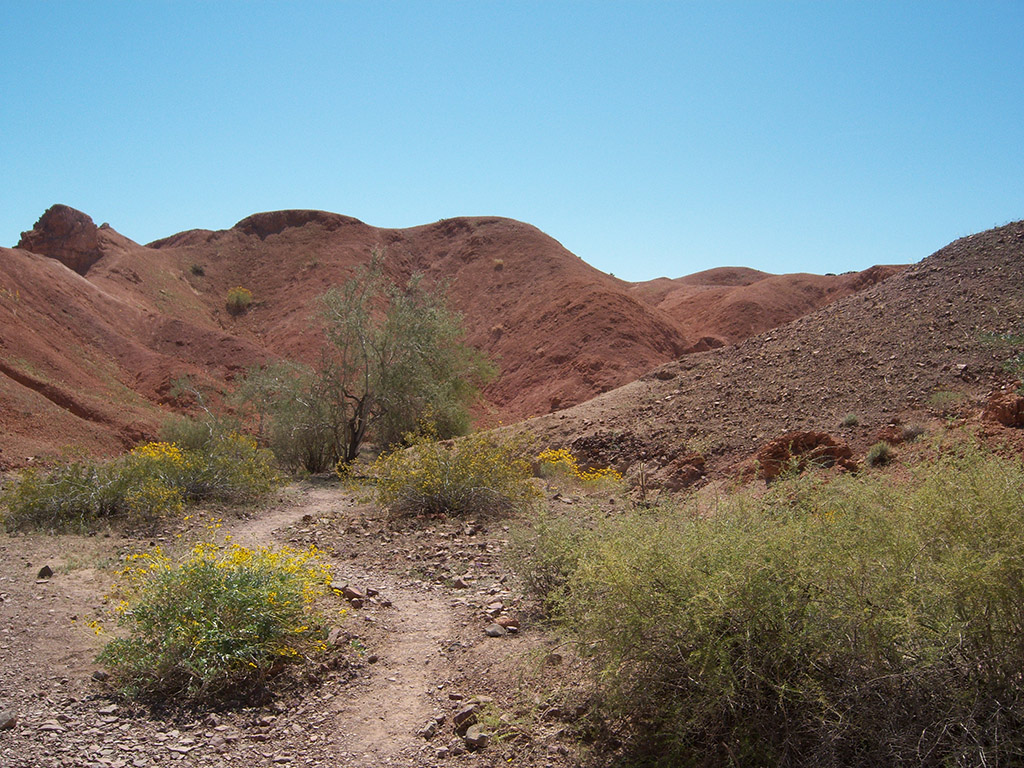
[168,433,280,502]
[372,431,539,517]
[159,412,226,451]
[902,423,926,442]
[518,445,1024,766]
[320,254,495,462]
[840,412,859,427]
[928,388,967,414]
[1,436,279,532]
[234,362,347,474]
[508,509,588,614]
[865,440,893,467]
[98,540,333,705]
[189,263,205,276]
[225,286,253,315]
[536,447,623,485]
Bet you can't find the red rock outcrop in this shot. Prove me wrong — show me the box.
[17,204,104,275]
[983,389,1024,428]
[755,431,857,481]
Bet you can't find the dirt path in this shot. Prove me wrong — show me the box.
[0,482,574,768]
[230,484,461,764]
[328,577,455,766]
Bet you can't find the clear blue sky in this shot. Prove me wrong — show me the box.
[2,1,1022,281]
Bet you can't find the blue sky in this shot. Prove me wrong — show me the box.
[2,2,1022,282]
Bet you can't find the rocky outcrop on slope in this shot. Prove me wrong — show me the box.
[17,204,105,275]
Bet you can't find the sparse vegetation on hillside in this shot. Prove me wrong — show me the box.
[865,440,893,466]
[98,539,334,706]
[225,285,253,315]
[516,443,1024,767]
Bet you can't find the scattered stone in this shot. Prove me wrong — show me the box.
[484,623,508,638]
[464,724,490,750]
[366,654,379,664]
[327,626,349,647]
[36,565,53,580]
[418,714,445,739]
[365,587,379,597]
[494,615,519,630]
[545,653,563,666]
[435,745,451,759]
[452,706,478,735]
[331,583,365,602]
[0,711,15,730]
[91,670,110,682]
[485,601,504,618]
[349,598,364,609]
[452,576,471,589]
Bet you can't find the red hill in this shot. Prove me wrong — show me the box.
[0,205,902,466]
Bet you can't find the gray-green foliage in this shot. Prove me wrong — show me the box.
[235,254,494,472]
[516,444,1024,767]
[321,255,494,456]
[234,361,346,474]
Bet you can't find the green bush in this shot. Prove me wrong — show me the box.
[865,440,893,467]
[225,286,253,315]
[1,436,279,532]
[234,363,346,474]
[372,431,539,517]
[98,540,333,705]
[840,413,859,427]
[518,444,1024,766]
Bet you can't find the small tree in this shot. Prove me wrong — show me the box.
[320,254,494,462]
[234,254,494,471]
[234,362,347,474]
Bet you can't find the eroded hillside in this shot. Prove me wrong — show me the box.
[0,204,902,465]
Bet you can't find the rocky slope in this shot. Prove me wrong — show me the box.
[525,220,1024,487]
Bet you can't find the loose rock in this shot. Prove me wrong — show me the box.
[464,724,489,750]
[485,623,508,638]
[453,706,478,735]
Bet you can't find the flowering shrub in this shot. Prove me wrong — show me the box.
[1,436,279,532]
[225,286,253,315]
[98,540,334,705]
[536,447,623,484]
[373,431,539,517]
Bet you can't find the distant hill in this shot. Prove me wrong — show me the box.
[525,220,1024,487]
[0,204,902,466]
